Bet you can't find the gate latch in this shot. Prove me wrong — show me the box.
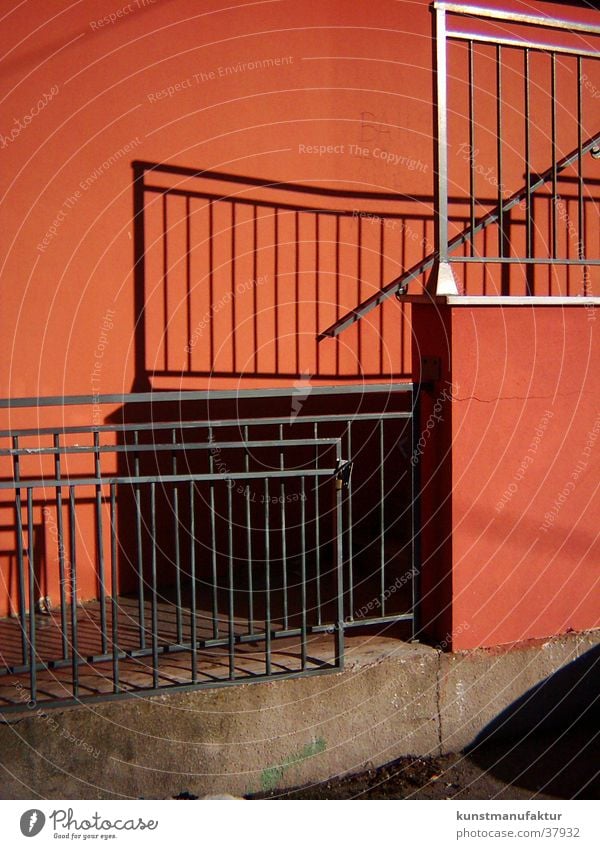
[335,458,353,489]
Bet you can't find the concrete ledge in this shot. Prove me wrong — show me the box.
[0,630,598,799]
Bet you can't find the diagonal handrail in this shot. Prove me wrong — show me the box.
[318,131,600,340]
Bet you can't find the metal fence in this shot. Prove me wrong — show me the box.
[432,1,600,296]
[0,384,418,710]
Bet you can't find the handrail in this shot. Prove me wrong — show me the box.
[434,2,600,36]
[318,130,600,339]
[0,382,413,412]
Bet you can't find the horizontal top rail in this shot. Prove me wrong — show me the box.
[447,29,600,58]
[434,2,600,36]
[0,383,413,412]
[0,411,413,440]
[0,468,340,491]
[1,438,341,459]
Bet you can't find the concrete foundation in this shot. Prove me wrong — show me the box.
[0,629,597,799]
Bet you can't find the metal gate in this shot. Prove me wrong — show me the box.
[0,384,418,711]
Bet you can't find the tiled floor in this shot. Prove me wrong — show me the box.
[0,594,338,709]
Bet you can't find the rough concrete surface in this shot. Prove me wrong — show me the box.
[0,630,597,799]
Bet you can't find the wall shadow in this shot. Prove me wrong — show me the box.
[465,644,600,799]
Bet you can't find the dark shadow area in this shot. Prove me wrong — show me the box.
[465,644,600,799]
[109,386,414,628]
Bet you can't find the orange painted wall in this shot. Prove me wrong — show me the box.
[2,0,598,402]
[413,302,599,650]
[1,0,598,632]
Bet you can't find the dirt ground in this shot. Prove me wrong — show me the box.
[241,726,599,800]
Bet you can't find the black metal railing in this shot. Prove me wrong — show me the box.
[0,384,418,710]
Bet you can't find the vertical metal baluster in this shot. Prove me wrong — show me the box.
[264,478,271,676]
[133,431,145,650]
[313,422,321,627]
[378,219,384,373]
[334,463,345,670]
[172,429,182,644]
[577,57,587,294]
[162,193,169,372]
[468,41,475,256]
[94,432,107,654]
[26,489,36,704]
[379,419,385,616]
[209,200,215,366]
[244,425,254,633]
[186,195,192,372]
[53,434,68,659]
[435,5,450,266]
[231,203,237,372]
[347,424,353,621]
[411,388,422,639]
[189,481,197,683]
[227,484,235,680]
[524,49,533,293]
[110,483,119,694]
[496,45,504,260]
[208,426,218,639]
[253,206,259,372]
[12,437,27,663]
[279,423,288,630]
[551,53,558,265]
[150,482,159,689]
[69,486,79,700]
[315,213,320,372]
[274,208,279,374]
[300,476,307,670]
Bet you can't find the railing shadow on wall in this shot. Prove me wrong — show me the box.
[131,160,539,389]
[130,159,440,389]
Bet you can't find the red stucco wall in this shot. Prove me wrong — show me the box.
[2,0,598,400]
[1,0,598,637]
[413,302,599,650]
